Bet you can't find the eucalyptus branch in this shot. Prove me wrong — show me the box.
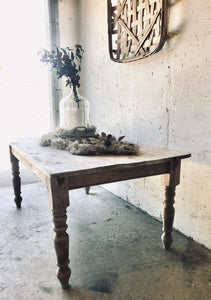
[38,45,84,90]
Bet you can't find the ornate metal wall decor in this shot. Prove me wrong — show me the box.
[107,0,167,63]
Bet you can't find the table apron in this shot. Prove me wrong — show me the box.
[55,161,171,190]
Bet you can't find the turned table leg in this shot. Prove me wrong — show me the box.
[9,147,22,208]
[160,159,181,250]
[52,208,71,288]
[47,178,71,288]
[161,185,176,249]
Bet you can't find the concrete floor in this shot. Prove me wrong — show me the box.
[0,182,210,300]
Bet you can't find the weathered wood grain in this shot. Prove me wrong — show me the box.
[9,138,190,183]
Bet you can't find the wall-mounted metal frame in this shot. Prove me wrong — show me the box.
[107,0,167,63]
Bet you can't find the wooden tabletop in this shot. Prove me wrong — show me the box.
[10,138,191,187]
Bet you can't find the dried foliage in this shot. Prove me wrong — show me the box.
[40,128,140,156]
[38,45,84,88]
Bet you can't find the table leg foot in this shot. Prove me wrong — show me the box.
[52,208,71,288]
[57,267,71,289]
[161,186,175,250]
[14,197,22,209]
[85,186,90,194]
[10,149,22,208]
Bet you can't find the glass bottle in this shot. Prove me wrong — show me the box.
[59,85,90,130]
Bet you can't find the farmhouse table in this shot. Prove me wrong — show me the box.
[9,138,190,288]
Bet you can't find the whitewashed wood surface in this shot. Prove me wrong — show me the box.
[10,138,191,179]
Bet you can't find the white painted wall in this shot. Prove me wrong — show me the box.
[58,0,211,249]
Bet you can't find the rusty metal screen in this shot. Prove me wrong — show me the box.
[107,0,167,63]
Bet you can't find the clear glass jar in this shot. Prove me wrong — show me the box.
[59,86,90,130]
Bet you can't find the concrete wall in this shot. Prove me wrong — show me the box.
[58,0,211,249]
